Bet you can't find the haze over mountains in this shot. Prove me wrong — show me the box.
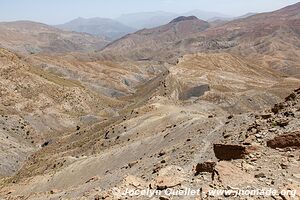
[56,17,136,40]
[102,3,300,77]
[53,10,262,43]
[0,2,300,200]
[55,10,233,39]
[116,10,231,29]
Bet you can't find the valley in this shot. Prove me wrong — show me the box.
[0,2,299,200]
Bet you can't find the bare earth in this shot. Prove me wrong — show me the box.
[0,2,300,200]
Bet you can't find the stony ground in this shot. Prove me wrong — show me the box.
[0,51,299,199]
[0,4,299,199]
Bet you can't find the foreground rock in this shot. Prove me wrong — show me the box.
[194,161,216,175]
[216,161,256,187]
[213,144,248,160]
[150,166,186,190]
[215,161,256,187]
[267,131,300,149]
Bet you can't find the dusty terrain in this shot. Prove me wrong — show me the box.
[0,2,299,200]
[0,47,164,178]
[0,50,299,199]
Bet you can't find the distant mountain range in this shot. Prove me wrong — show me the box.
[183,10,232,21]
[54,11,258,42]
[55,10,234,39]
[116,10,232,29]
[0,20,108,54]
[116,11,178,29]
[55,17,136,40]
[207,12,257,22]
[101,3,300,77]
[1,3,300,199]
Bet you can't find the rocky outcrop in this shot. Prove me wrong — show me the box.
[267,131,300,149]
[213,144,248,160]
[194,161,216,175]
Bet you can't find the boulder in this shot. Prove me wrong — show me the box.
[41,140,53,148]
[152,176,182,190]
[215,161,256,187]
[261,113,272,119]
[195,161,216,175]
[213,144,247,160]
[150,166,185,190]
[285,92,296,102]
[123,175,147,188]
[254,173,266,178]
[275,119,289,127]
[271,103,285,114]
[128,160,139,168]
[267,132,300,149]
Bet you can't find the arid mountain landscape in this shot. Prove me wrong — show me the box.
[56,17,136,40]
[0,21,108,54]
[102,3,300,77]
[0,2,300,200]
[116,10,231,29]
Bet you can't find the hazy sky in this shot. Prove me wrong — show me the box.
[0,0,298,24]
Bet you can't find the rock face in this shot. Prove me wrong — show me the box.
[213,144,247,160]
[267,132,300,149]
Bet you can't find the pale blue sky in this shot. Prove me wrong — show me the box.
[0,0,298,24]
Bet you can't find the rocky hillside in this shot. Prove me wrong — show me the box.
[101,3,300,78]
[0,48,118,178]
[101,16,209,61]
[0,50,299,199]
[0,21,109,54]
[0,47,164,179]
[0,2,299,200]
[164,53,300,112]
[193,2,300,78]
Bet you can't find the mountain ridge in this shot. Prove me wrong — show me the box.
[0,2,300,199]
[116,10,231,29]
[56,17,136,40]
[0,20,109,54]
[101,2,300,77]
